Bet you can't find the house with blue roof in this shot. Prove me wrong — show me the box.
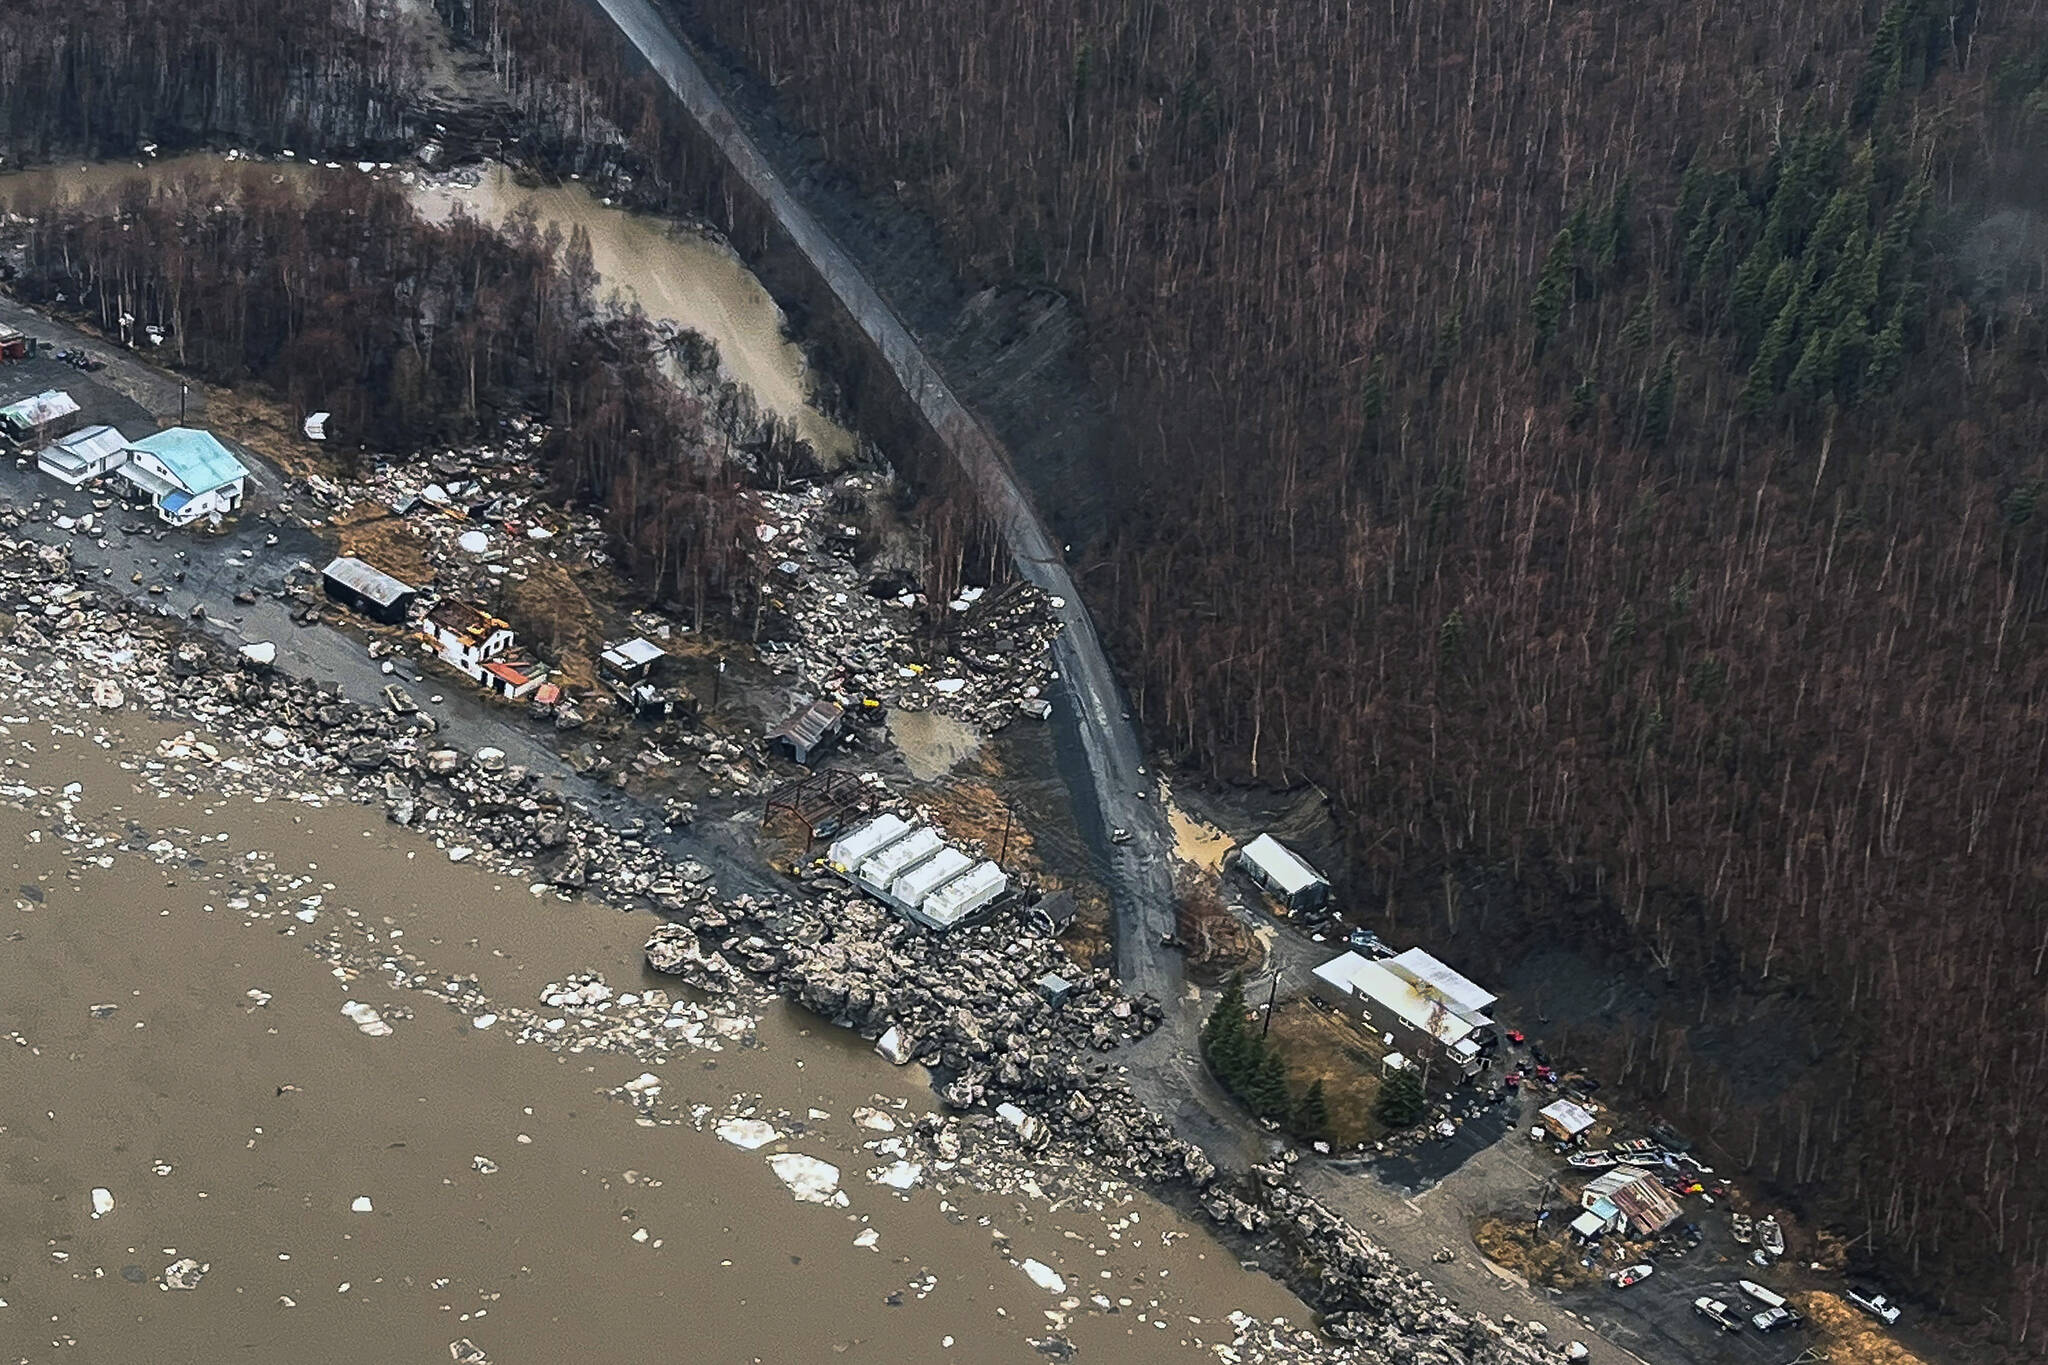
[115,427,251,526]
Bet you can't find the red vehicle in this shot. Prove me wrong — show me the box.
[1503,1071,1523,1089]
[1535,1064,1557,1085]
[1506,1029,1526,1045]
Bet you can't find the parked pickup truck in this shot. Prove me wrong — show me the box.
[1848,1287,1903,1326]
[1693,1297,1744,1332]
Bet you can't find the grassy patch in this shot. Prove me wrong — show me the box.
[1261,998,1386,1147]
[1799,1291,1929,1364]
[1473,1216,1602,1290]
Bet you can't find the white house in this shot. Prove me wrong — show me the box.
[421,599,516,681]
[115,427,250,525]
[1309,950,1489,1077]
[36,424,130,486]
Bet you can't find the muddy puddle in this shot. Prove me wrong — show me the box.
[1165,793,1234,872]
[889,708,983,782]
[0,721,1302,1362]
[0,154,857,466]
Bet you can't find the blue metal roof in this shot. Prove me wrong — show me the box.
[129,428,248,493]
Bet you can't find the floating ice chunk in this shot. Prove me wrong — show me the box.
[471,1156,498,1175]
[716,1118,779,1150]
[869,1161,923,1191]
[622,1072,662,1095]
[350,1196,373,1213]
[853,1228,879,1249]
[161,1257,207,1290]
[766,1153,844,1205]
[341,1001,392,1036]
[470,1013,497,1030]
[852,1106,897,1133]
[1021,1259,1066,1294]
[89,1188,113,1219]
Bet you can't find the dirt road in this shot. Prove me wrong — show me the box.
[586,0,1185,1006]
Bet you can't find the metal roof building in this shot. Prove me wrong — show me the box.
[130,427,248,491]
[1237,833,1329,910]
[601,637,667,676]
[1309,950,1488,1076]
[890,846,974,908]
[827,813,911,873]
[1540,1098,1598,1141]
[321,556,418,624]
[856,826,944,896]
[916,861,1008,929]
[1581,1166,1684,1236]
[768,696,846,765]
[1385,948,1497,1025]
[0,389,80,439]
[36,424,128,486]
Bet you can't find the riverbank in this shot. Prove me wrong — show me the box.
[0,475,1559,1364]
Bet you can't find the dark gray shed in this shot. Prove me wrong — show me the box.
[321,556,418,625]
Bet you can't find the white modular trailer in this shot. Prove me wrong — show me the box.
[915,861,1009,929]
[890,847,973,909]
[856,826,944,897]
[828,813,912,874]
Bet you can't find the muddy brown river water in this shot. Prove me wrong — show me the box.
[0,722,1302,1363]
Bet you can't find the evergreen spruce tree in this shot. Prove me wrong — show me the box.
[1292,1078,1331,1141]
[1621,292,1656,350]
[1641,348,1678,445]
[1529,231,1575,351]
[1249,1043,1293,1121]
[1203,974,1250,1089]
[1374,1064,1427,1129]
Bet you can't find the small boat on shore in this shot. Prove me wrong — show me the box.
[1731,1212,1754,1244]
[1758,1215,1785,1257]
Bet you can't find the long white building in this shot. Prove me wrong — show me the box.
[825,813,1009,931]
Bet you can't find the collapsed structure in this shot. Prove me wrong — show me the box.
[420,598,548,700]
[826,812,1009,931]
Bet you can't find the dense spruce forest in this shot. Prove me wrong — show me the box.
[0,0,425,164]
[677,0,2048,1344]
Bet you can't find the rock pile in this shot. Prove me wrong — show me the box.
[749,480,1062,729]
[0,527,1560,1364]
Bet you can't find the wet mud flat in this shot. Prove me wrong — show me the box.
[0,723,1302,1364]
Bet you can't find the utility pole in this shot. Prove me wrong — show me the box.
[1262,973,1279,1037]
[711,656,724,710]
[998,808,1012,863]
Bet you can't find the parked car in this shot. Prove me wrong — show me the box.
[1609,1264,1654,1289]
[1347,927,1389,956]
[1752,1306,1801,1333]
[1693,1297,1744,1332]
[1848,1287,1902,1326]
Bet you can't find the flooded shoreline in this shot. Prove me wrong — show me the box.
[0,719,1302,1362]
[0,153,856,464]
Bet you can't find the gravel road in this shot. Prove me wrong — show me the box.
[588,0,1186,1004]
